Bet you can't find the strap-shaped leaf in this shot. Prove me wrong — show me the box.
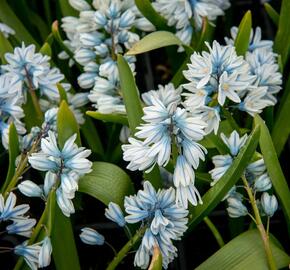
[254,115,290,232]
[117,54,162,189]
[134,0,172,31]
[87,111,128,126]
[264,3,279,26]
[0,0,38,46]
[272,76,290,156]
[39,42,52,57]
[57,100,81,147]
[126,31,184,56]
[234,11,252,56]
[195,230,290,270]
[274,0,290,66]
[0,32,13,63]
[50,101,81,270]
[78,162,134,206]
[58,0,78,17]
[1,123,19,192]
[188,126,260,230]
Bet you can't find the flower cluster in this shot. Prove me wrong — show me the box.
[80,181,188,269]
[182,34,282,134]
[27,131,92,216]
[122,83,207,208]
[153,0,230,45]
[0,192,52,269]
[0,73,25,148]
[124,181,188,269]
[209,130,278,218]
[61,0,154,114]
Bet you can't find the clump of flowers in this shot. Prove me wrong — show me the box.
[122,83,207,208]
[152,0,230,45]
[61,0,154,114]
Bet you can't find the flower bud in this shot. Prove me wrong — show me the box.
[80,227,105,245]
[226,197,248,218]
[254,173,272,192]
[105,202,126,227]
[261,192,278,217]
[18,180,43,198]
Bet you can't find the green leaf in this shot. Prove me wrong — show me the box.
[51,100,81,270]
[57,100,81,147]
[195,230,290,270]
[117,54,162,189]
[234,11,252,56]
[264,3,279,26]
[87,111,128,125]
[0,32,13,64]
[188,126,260,230]
[59,0,78,17]
[57,83,68,103]
[254,115,290,232]
[78,162,134,206]
[272,75,290,156]
[39,42,52,57]
[148,246,163,270]
[51,207,80,270]
[1,123,19,192]
[274,0,290,66]
[134,0,172,31]
[127,31,183,56]
[80,115,104,157]
[23,93,42,131]
[0,0,38,46]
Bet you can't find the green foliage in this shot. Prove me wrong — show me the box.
[87,111,128,125]
[127,31,183,55]
[195,230,290,270]
[234,11,252,56]
[188,126,260,230]
[0,0,38,46]
[264,3,279,26]
[255,115,290,232]
[134,0,172,31]
[79,162,134,206]
[272,76,290,156]
[274,0,290,66]
[0,31,13,63]
[1,123,19,192]
[117,54,162,189]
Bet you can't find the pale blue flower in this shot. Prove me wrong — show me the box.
[0,22,15,37]
[221,130,248,156]
[226,197,248,218]
[14,241,41,270]
[0,192,30,221]
[261,192,278,217]
[69,0,91,11]
[124,181,188,269]
[105,202,126,227]
[18,180,44,198]
[14,237,52,270]
[225,27,273,52]
[28,131,92,216]
[7,217,36,237]
[80,227,105,245]
[209,154,233,185]
[254,173,272,192]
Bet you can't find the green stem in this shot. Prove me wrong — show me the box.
[106,227,146,270]
[3,135,42,197]
[241,175,277,270]
[13,189,56,270]
[203,216,225,248]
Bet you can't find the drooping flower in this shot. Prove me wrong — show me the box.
[261,192,278,217]
[80,227,105,245]
[28,131,92,216]
[124,181,188,269]
[105,202,126,227]
[0,22,15,38]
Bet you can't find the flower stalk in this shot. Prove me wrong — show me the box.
[241,175,277,270]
